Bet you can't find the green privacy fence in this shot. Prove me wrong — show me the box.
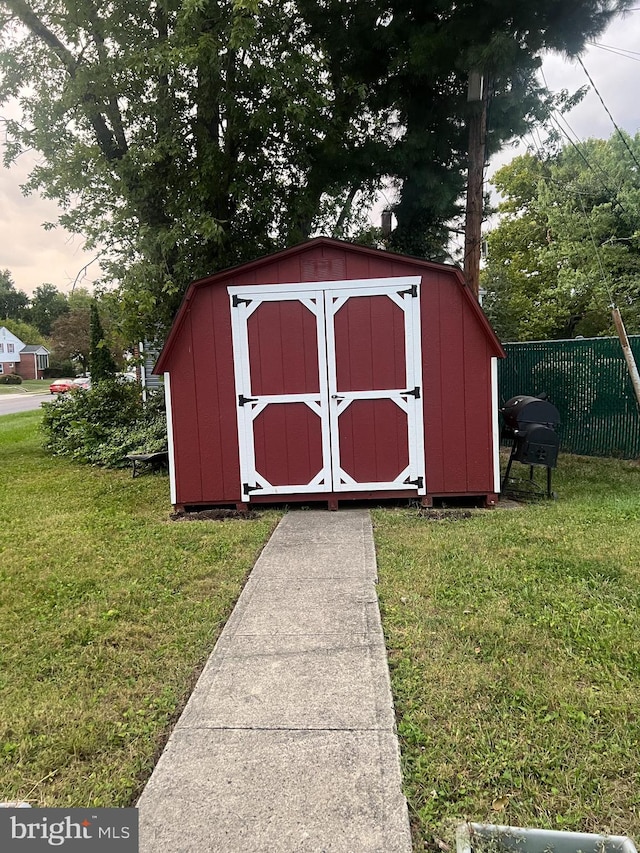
[498,337,640,459]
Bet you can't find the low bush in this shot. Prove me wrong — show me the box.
[0,374,23,384]
[44,363,76,379]
[41,380,167,467]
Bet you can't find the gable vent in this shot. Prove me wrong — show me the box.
[301,258,346,281]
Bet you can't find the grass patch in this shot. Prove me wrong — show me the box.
[0,411,281,806]
[373,455,640,851]
[0,380,51,395]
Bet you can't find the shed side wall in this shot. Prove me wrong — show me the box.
[168,296,242,506]
[421,270,495,495]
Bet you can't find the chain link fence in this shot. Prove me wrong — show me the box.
[499,336,640,459]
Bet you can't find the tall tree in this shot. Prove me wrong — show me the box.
[89,302,117,381]
[0,269,29,320]
[50,307,91,373]
[0,0,631,339]
[482,134,640,341]
[66,287,94,312]
[29,282,69,335]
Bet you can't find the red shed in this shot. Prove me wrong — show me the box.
[155,238,505,511]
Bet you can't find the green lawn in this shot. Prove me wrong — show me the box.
[0,379,51,395]
[373,455,640,851]
[0,411,281,806]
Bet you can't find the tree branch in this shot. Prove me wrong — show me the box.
[4,0,126,162]
[83,0,128,153]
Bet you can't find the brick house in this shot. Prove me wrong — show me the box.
[17,344,51,379]
[0,327,50,379]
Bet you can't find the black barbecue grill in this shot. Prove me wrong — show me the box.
[500,394,561,499]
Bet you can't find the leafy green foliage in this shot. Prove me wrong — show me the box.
[89,302,117,381]
[0,1,630,339]
[0,268,29,320]
[41,381,166,467]
[0,373,22,384]
[30,283,70,336]
[483,134,640,341]
[1,318,47,346]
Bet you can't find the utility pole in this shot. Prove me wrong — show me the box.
[464,70,488,300]
[612,306,640,410]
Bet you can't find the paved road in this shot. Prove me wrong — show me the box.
[0,393,51,415]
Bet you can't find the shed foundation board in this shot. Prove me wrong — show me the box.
[176,490,499,513]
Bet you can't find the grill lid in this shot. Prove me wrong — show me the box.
[501,395,560,430]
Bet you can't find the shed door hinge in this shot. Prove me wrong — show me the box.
[232,295,252,307]
[403,386,421,399]
[404,476,424,489]
[238,394,258,406]
[399,284,418,297]
[243,483,261,493]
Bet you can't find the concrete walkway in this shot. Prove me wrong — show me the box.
[138,509,412,853]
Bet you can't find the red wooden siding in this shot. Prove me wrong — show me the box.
[248,300,320,396]
[333,294,405,392]
[254,403,323,486]
[338,399,409,483]
[169,287,243,504]
[420,270,497,495]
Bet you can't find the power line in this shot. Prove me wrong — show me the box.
[589,40,640,57]
[520,70,635,227]
[545,109,633,220]
[577,56,640,172]
[587,41,640,62]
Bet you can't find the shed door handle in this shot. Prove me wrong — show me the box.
[331,394,344,400]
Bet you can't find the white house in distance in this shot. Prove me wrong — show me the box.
[0,327,50,379]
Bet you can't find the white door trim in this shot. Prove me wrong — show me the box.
[228,276,421,299]
[491,357,501,494]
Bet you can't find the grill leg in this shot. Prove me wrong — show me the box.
[547,467,552,499]
[501,445,516,494]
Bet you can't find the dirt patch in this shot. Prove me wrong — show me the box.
[170,508,261,521]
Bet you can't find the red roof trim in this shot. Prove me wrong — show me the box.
[155,237,504,372]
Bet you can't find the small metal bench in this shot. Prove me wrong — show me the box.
[126,451,169,478]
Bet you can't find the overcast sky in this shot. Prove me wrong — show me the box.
[1,8,639,297]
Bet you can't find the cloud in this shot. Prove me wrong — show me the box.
[0,103,101,297]
[543,13,640,141]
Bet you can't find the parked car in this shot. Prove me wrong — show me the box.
[49,378,77,394]
[73,376,91,390]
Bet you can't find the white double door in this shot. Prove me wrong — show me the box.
[229,277,426,501]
